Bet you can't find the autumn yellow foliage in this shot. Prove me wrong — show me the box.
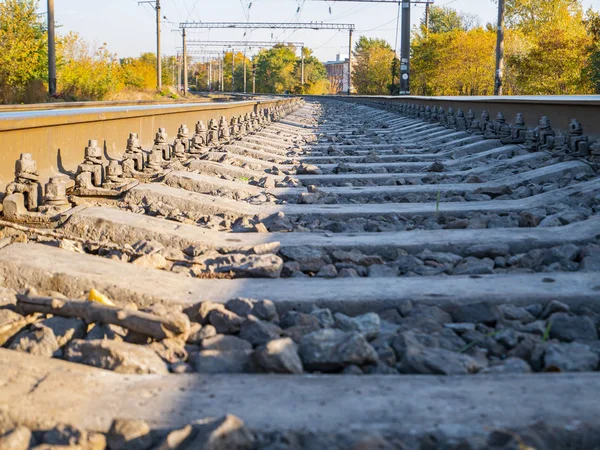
[0,0,47,103]
[0,0,178,103]
[351,0,599,96]
[409,0,597,96]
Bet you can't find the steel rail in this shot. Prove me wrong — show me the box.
[308,94,600,140]
[0,97,295,191]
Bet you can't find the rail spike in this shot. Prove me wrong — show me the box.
[219,116,231,144]
[3,154,72,221]
[501,113,527,145]
[207,119,219,145]
[455,108,467,131]
[5,153,41,212]
[430,105,438,123]
[172,124,190,161]
[550,118,590,158]
[230,116,240,138]
[74,140,137,197]
[190,121,208,154]
[424,105,431,121]
[484,112,510,140]
[152,127,172,161]
[437,106,446,125]
[446,107,456,129]
[122,133,146,175]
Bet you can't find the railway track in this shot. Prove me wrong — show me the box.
[1,97,600,449]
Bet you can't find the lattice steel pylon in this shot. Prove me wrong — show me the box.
[186,40,305,48]
[179,21,355,94]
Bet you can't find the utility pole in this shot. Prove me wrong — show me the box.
[47,0,56,96]
[231,51,235,92]
[139,0,162,90]
[208,61,212,91]
[348,29,353,94]
[301,46,305,93]
[177,54,182,93]
[156,0,161,90]
[425,2,430,36]
[182,28,188,96]
[494,0,505,96]
[392,1,401,95]
[399,0,410,95]
[252,63,256,94]
[220,52,225,91]
[243,52,247,93]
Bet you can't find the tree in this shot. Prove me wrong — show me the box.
[411,2,597,95]
[505,0,594,94]
[420,6,478,34]
[294,47,329,94]
[120,53,156,90]
[254,45,298,94]
[0,0,47,103]
[504,0,582,31]
[161,55,177,88]
[218,51,252,92]
[411,28,496,96]
[584,8,600,93]
[58,32,124,100]
[389,56,400,95]
[190,60,209,91]
[233,52,252,92]
[352,36,395,95]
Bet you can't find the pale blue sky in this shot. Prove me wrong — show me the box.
[46,0,598,62]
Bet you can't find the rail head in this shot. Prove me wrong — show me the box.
[0,98,293,132]
[306,94,600,106]
[307,94,600,140]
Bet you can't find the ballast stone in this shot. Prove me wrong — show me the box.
[201,335,252,352]
[107,419,152,450]
[239,316,282,346]
[65,339,169,375]
[254,337,304,374]
[543,342,599,372]
[396,331,484,375]
[298,329,378,372]
[190,349,255,374]
[334,312,381,340]
[548,313,598,342]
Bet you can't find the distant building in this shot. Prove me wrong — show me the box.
[324,54,349,94]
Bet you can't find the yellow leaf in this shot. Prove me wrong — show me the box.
[88,289,116,307]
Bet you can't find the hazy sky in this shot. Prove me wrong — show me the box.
[46,0,598,62]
